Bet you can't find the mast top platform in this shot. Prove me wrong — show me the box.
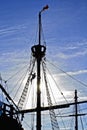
[31,44,46,58]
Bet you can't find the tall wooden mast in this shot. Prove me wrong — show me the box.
[75,90,78,130]
[31,5,49,130]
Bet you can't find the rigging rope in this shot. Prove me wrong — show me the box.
[12,67,29,101]
[42,61,60,130]
[5,63,29,83]
[31,84,35,130]
[43,60,68,103]
[46,78,67,130]
[17,57,35,110]
[80,116,84,130]
[47,60,87,88]
[78,105,85,130]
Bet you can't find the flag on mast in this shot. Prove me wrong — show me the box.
[43,5,49,11]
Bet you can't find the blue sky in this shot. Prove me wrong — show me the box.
[0,0,87,129]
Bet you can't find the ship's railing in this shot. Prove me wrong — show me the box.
[0,101,20,122]
[0,101,24,130]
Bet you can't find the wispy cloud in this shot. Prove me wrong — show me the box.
[57,49,87,59]
[53,40,87,59]
[0,49,30,77]
[57,69,87,77]
[0,24,27,37]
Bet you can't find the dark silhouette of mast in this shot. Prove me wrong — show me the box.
[31,5,49,130]
[75,90,78,130]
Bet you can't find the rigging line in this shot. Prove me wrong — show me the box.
[23,120,32,129]
[23,78,34,109]
[45,73,56,103]
[70,103,75,130]
[42,66,66,130]
[17,58,36,110]
[70,116,74,130]
[42,63,70,129]
[41,22,46,46]
[57,106,87,116]
[47,81,67,129]
[25,64,36,107]
[82,114,87,128]
[80,105,87,127]
[8,66,29,93]
[41,70,46,130]
[31,83,35,130]
[25,112,87,116]
[5,62,30,82]
[47,59,87,88]
[42,64,57,104]
[78,105,86,130]
[0,84,19,111]
[34,22,39,45]
[29,18,40,46]
[7,55,34,95]
[23,84,36,130]
[12,67,29,101]
[74,96,87,121]
[57,113,87,117]
[31,86,36,129]
[0,85,8,103]
[41,68,45,107]
[42,62,67,130]
[80,116,84,130]
[42,61,60,130]
[33,80,37,109]
[43,60,68,103]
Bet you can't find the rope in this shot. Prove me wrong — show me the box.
[12,67,29,101]
[17,58,35,110]
[31,84,35,130]
[42,61,60,130]
[41,22,46,46]
[78,105,85,130]
[80,116,84,130]
[5,63,29,82]
[47,60,87,88]
[42,60,67,130]
[43,60,68,103]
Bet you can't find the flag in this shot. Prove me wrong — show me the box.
[43,5,49,11]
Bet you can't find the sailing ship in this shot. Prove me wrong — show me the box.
[0,5,87,130]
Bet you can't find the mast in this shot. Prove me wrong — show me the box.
[31,5,49,130]
[75,90,78,130]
